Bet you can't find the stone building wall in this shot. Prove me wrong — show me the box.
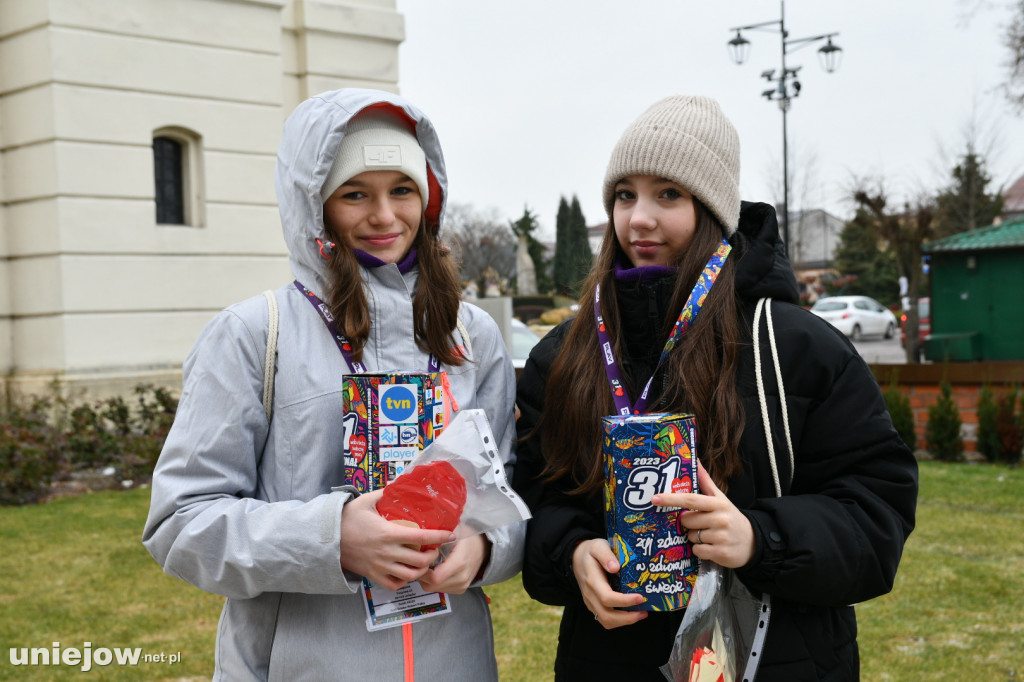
[0,0,404,400]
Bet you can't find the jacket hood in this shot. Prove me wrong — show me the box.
[274,89,448,298]
[731,201,800,305]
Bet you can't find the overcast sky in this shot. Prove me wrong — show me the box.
[394,0,1024,239]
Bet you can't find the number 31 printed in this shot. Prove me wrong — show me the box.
[622,459,681,510]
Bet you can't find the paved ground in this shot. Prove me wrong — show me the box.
[851,333,911,364]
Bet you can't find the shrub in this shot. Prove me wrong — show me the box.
[883,380,916,452]
[115,385,178,481]
[0,383,179,505]
[135,384,177,436]
[1020,394,1024,458]
[976,385,1001,463]
[0,396,64,505]
[926,381,963,462]
[65,402,122,469]
[995,388,1023,465]
[539,307,574,325]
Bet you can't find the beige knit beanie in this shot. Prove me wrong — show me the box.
[602,95,741,236]
[320,110,429,207]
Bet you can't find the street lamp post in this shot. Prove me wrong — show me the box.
[727,2,841,262]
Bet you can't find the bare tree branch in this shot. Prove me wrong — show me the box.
[851,182,935,363]
[441,203,517,296]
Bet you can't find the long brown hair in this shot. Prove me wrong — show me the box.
[323,221,465,366]
[539,203,745,494]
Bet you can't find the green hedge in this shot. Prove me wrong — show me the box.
[0,384,176,506]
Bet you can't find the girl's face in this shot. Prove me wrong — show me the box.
[323,170,422,264]
[612,175,698,268]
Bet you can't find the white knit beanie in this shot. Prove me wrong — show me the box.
[602,95,741,236]
[320,110,430,207]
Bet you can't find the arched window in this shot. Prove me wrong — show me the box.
[153,136,184,224]
[152,128,203,226]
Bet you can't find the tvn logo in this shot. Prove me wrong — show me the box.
[378,383,418,425]
[363,145,402,167]
[603,341,614,365]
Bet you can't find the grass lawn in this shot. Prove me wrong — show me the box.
[854,461,1024,681]
[0,461,1021,681]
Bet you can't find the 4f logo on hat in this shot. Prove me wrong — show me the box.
[363,145,402,167]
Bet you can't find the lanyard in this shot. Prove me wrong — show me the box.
[294,280,440,374]
[594,240,732,415]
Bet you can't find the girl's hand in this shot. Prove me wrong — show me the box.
[339,489,455,591]
[418,533,490,594]
[652,460,755,569]
[571,538,648,629]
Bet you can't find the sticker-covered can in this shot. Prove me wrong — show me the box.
[342,371,446,492]
[602,413,699,611]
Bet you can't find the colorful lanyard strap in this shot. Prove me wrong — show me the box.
[293,280,440,374]
[594,240,732,415]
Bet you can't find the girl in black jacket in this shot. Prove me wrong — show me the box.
[513,95,918,681]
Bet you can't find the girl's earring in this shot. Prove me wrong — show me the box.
[317,239,336,258]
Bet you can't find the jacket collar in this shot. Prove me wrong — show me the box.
[354,248,418,274]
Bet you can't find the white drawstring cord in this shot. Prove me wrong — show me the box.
[753,298,782,497]
[262,290,279,421]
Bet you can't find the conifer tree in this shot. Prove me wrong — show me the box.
[883,376,916,452]
[510,206,552,294]
[933,150,1004,237]
[830,207,899,305]
[925,381,963,462]
[995,388,1023,465]
[976,385,1000,463]
[567,195,593,298]
[553,196,571,295]
[852,188,934,363]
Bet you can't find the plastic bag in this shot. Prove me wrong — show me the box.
[378,408,531,542]
[660,561,769,682]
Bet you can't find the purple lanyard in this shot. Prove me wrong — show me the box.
[594,240,732,415]
[294,280,440,374]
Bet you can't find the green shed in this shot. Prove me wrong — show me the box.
[921,216,1024,361]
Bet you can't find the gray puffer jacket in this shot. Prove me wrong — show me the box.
[143,89,521,681]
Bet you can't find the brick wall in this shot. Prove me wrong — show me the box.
[872,362,1024,454]
[514,361,1024,456]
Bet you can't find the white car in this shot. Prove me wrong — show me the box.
[510,318,541,369]
[809,295,898,341]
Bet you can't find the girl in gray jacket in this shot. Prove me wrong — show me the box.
[143,89,522,681]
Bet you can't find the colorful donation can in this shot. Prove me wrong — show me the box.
[342,371,447,492]
[602,413,699,611]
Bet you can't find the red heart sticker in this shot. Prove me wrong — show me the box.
[671,474,692,495]
[615,387,624,396]
[349,435,367,463]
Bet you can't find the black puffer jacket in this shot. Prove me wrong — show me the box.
[513,202,918,681]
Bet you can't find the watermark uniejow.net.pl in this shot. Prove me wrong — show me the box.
[8,642,181,672]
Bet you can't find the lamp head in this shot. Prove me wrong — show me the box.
[728,31,751,65]
[817,37,843,73]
